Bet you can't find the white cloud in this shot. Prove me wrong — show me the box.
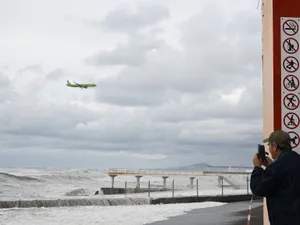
[220,87,246,105]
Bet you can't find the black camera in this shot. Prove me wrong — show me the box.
[258,144,268,163]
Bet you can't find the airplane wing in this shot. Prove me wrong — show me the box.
[73,81,83,87]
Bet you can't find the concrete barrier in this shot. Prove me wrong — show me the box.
[151,194,262,205]
[0,198,151,209]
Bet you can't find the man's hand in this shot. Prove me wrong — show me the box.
[253,153,273,168]
[262,156,273,167]
[253,153,262,167]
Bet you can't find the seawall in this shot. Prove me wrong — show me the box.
[0,197,151,209]
[0,194,262,209]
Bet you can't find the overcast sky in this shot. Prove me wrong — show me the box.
[0,0,263,169]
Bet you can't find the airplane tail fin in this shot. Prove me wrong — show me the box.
[67,80,71,85]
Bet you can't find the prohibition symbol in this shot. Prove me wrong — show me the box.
[283,56,299,73]
[288,131,299,148]
[283,75,299,91]
[283,38,299,54]
[283,112,300,129]
[283,93,299,110]
[283,19,299,36]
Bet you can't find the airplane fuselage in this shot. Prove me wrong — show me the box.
[66,80,96,89]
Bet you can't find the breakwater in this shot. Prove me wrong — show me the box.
[0,198,150,209]
[0,194,262,209]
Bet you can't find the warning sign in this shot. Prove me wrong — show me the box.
[283,38,299,54]
[283,112,300,129]
[283,93,299,110]
[288,131,300,148]
[283,75,299,91]
[283,19,299,36]
[283,56,299,72]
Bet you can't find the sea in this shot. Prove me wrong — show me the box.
[0,167,250,201]
[0,167,250,225]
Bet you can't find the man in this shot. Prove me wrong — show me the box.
[250,130,300,225]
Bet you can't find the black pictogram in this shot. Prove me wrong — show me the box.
[283,38,299,54]
[283,75,299,91]
[283,19,299,36]
[283,56,299,73]
[283,93,299,110]
[283,112,300,129]
[288,131,300,148]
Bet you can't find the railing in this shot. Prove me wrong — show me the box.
[104,168,252,177]
[202,171,252,175]
[105,168,204,176]
[100,175,253,198]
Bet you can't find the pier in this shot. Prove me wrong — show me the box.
[103,168,252,190]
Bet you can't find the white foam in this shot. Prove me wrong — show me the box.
[0,201,226,225]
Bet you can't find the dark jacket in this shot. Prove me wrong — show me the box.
[250,151,300,225]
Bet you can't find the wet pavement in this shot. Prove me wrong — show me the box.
[147,200,263,225]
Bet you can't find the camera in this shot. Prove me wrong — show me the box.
[258,144,268,163]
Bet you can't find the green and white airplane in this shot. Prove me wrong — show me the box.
[66,80,97,89]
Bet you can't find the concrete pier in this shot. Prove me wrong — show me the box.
[101,187,170,195]
[109,175,117,188]
[189,177,195,189]
[135,176,142,189]
[162,176,168,189]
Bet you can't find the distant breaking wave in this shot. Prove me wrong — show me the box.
[38,174,98,181]
[0,169,103,184]
[0,172,40,182]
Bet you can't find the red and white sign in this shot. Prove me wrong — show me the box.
[288,131,300,148]
[283,38,299,54]
[283,19,299,36]
[281,17,300,153]
[283,93,299,110]
[283,56,299,72]
[283,75,299,91]
[283,112,300,129]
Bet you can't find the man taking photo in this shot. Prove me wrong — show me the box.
[250,130,300,225]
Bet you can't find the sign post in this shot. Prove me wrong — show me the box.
[262,0,300,224]
[281,17,300,152]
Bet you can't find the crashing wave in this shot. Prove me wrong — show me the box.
[65,188,90,196]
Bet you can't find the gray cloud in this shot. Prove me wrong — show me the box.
[0,72,20,103]
[47,68,65,80]
[90,4,262,110]
[89,3,170,33]
[85,32,166,67]
[0,0,263,168]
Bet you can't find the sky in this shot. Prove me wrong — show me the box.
[0,0,263,169]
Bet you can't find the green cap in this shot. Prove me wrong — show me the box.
[263,130,292,148]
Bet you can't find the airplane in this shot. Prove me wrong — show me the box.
[66,80,97,89]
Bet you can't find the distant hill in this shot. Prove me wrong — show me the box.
[154,163,211,172]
